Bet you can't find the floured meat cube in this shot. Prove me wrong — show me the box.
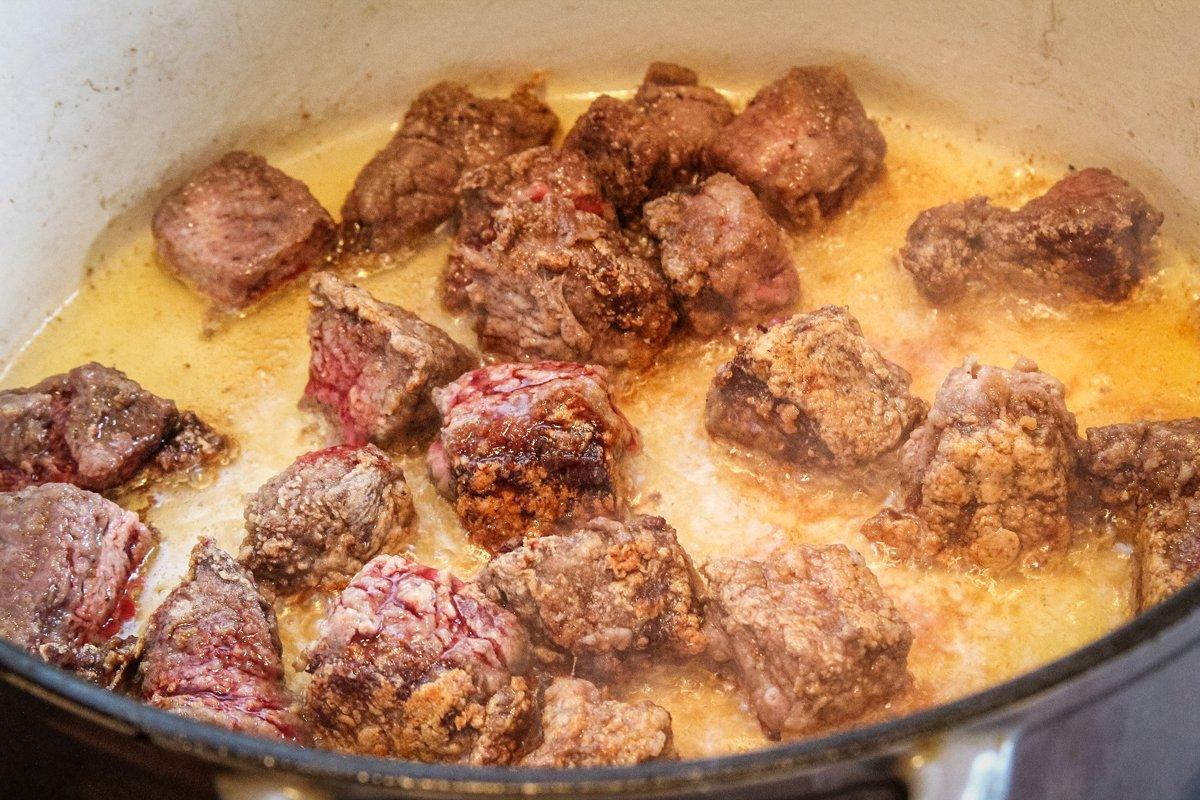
[152,151,334,308]
[705,307,925,467]
[302,555,531,761]
[1081,419,1200,511]
[1081,418,1200,609]
[901,168,1163,303]
[704,67,886,230]
[0,483,156,687]
[446,146,614,309]
[478,515,706,665]
[563,63,733,218]
[449,163,676,367]
[238,444,415,598]
[701,545,911,739]
[1136,498,1200,610]
[427,362,637,552]
[0,362,228,493]
[862,358,1080,570]
[136,540,306,741]
[521,677,675,767]
[303,272,477,447]
[342,81,557,255]
[466,676,540,766]
[644,172,799,335]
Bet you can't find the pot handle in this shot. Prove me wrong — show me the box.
[904,727,1019,800]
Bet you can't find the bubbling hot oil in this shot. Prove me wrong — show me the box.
[3,87,1199,759]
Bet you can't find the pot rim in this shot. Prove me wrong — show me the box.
[3,573,1199,794]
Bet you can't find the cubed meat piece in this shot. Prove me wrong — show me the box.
[478,515,706,665]
[563,63,733,219]
[521,677,675,767]
[136,540,306,741]
[633,62,735,185]
[446,147,615,309]
[466,676,540,766]
[152,151,334,308]
[1137,498,1200,610]
[704,67,886,230]
[0,362,228,493]
[303,272,478,447]
[644,173,799,334]
[342,81,558,255]
[901,168,1164,303]
[302,555,531,761]
[449,173,676,367]
[238,445,416,598]
[705,307,926,467]
[427,362,637,552]
[861,358,1080,570]
[701,545,912,739]
[1080,418,1200,512]
[0,483,156,687]
[1079,419,1200,610]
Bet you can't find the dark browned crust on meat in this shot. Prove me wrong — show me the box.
[900,167,1164,304]
[1081,418,1200,609]
[446,146,615,310]
[0,362,229,495]
[341,80,558,256]
[429,363,637,552]
[449,178,676,368]
[563,63,733,220]
[704,66,886,230]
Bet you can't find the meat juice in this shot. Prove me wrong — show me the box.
[4,85,1198,757]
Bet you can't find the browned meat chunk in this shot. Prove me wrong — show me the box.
[705,307,926,467]
[644,173,799,334]
[427,362,637,552]
[342,81,557,255]
[302,555,531,761]
[136,540,306,740]
[0,362,228,493]
[448,151,676,367]
[238,445,415,598]
[862,358,1080,570]
[152,151,334,308]
[901,168,1164,303]
[1081,419,1200,511]
[1080,418,1200,609]
[701,545,911,739]
[0,483,156,687]
[704,67,886,230]
[564,63,733,218]
[466,676,540,765]
[446,146,614,309]
[478,515,706,665]
[303,272,477,447]
[521,677,675,767]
